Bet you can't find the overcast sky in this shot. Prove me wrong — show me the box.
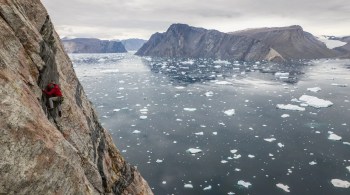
[41,0,350,40]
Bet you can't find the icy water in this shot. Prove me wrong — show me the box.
[71,53,350,195]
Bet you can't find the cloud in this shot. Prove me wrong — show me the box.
[42,0,350,39]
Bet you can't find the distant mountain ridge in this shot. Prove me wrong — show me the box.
[230,25,336,59]
[121,38,147,51]
[62,38,127,53]
[331,36,350,58]
[136,24,284,62]
[137,24,338,61]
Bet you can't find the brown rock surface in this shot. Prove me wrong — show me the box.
[0,0,153,194]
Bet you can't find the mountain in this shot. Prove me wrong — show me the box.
[0,1,152,194]
[230,25,336,59]
[136,24,283,62]
[121,38,147,51]
[332,36,350,58]
[62,38,127,53]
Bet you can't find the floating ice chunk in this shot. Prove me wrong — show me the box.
[307,87,322,92]
[175,86,186,89]
[277,104,305,111]
[214,59,231,64]
[140,116,147,120]
[224,109,235,116]
[176,118,183,121]
[264,138,276,142]
[132,130,141,134]
[203,185,212,190]
[331,83,348,87]
[205,91,214,97]
[331,179,350,188]
[227,192,235,195]
[281,114,290,118]
[346,166,350,172]
[275,72,289,77]
[113,109,121,112]
[215,81,232,85]
[299,95,333,108]
[212,132,218,135]
[184,183,194,188]
[344,142,350,145]
[278,143,285,148]
[195,132,204,136]
[186,148,202,154]
[309,161,317,165]
[230,150,238,154]
[156,159,163,163]
[248,154,255,158]
[328,133,342,141]
[162,181,166,184]
[237,180,252,188]
[233,154,241,159]
[276,183,290,192]
[184,108,197,112]
[221,160,228,164]
[182,60,195,65]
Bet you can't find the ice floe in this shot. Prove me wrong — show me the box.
[299,95,333,108]
[132,130,141,134]
[230,149,238,154]
[276,183,290,192]
[277,143,285,148]
[186,148,202,154]
[203,185,212,191]
[156,159,163,163]
[194,132,204,136]
[346,166,350,172]
[215,81,232,85]
[276,104,305,111]
[331,83,348,87]
[221,160,228,164]
[331,179,350,188]
[140,116,147,120]
[205,91,214,97]
[184,183,194,188]
[264,138,277,142]
[237,180,252,188]
[309,161,317,165]
[224,109,235,116]
[328,133,342,141]
[307,87,321,92]
[281,114,290,118]
[184,108,197,112]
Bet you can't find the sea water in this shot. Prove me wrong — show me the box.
[71,53,350,195]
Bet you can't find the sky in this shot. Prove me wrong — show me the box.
[41,0,350,40]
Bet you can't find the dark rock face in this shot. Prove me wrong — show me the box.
[121,38,147,51]
[62,38,127,53]
[136,24,283,62]
[0,1,152,194]
[231,25,336,59]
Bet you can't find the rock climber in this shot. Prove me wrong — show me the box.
[43,81,63,117]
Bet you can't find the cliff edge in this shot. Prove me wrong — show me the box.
[0,0,153,194]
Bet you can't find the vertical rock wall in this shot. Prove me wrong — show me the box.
[0,0,153,194]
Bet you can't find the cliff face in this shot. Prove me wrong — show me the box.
[0,0,152,194]
[136,24,283,62]
[231,25,336,59]
[62,38,127,53]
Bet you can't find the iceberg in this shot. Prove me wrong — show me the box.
[184,108,197,112]
[224,109,235,116]
[276,183,290,192]
[237,180,252,188]
[264,138,276,142]
[184,183,194,188]
[186,148,202,154]
[276,104,305,111]
[331,179,350,188]
[307,87,321,92]
[328,133,342,141]
[299,95,333,108]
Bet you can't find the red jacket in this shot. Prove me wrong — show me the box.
[43,83,62,97]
